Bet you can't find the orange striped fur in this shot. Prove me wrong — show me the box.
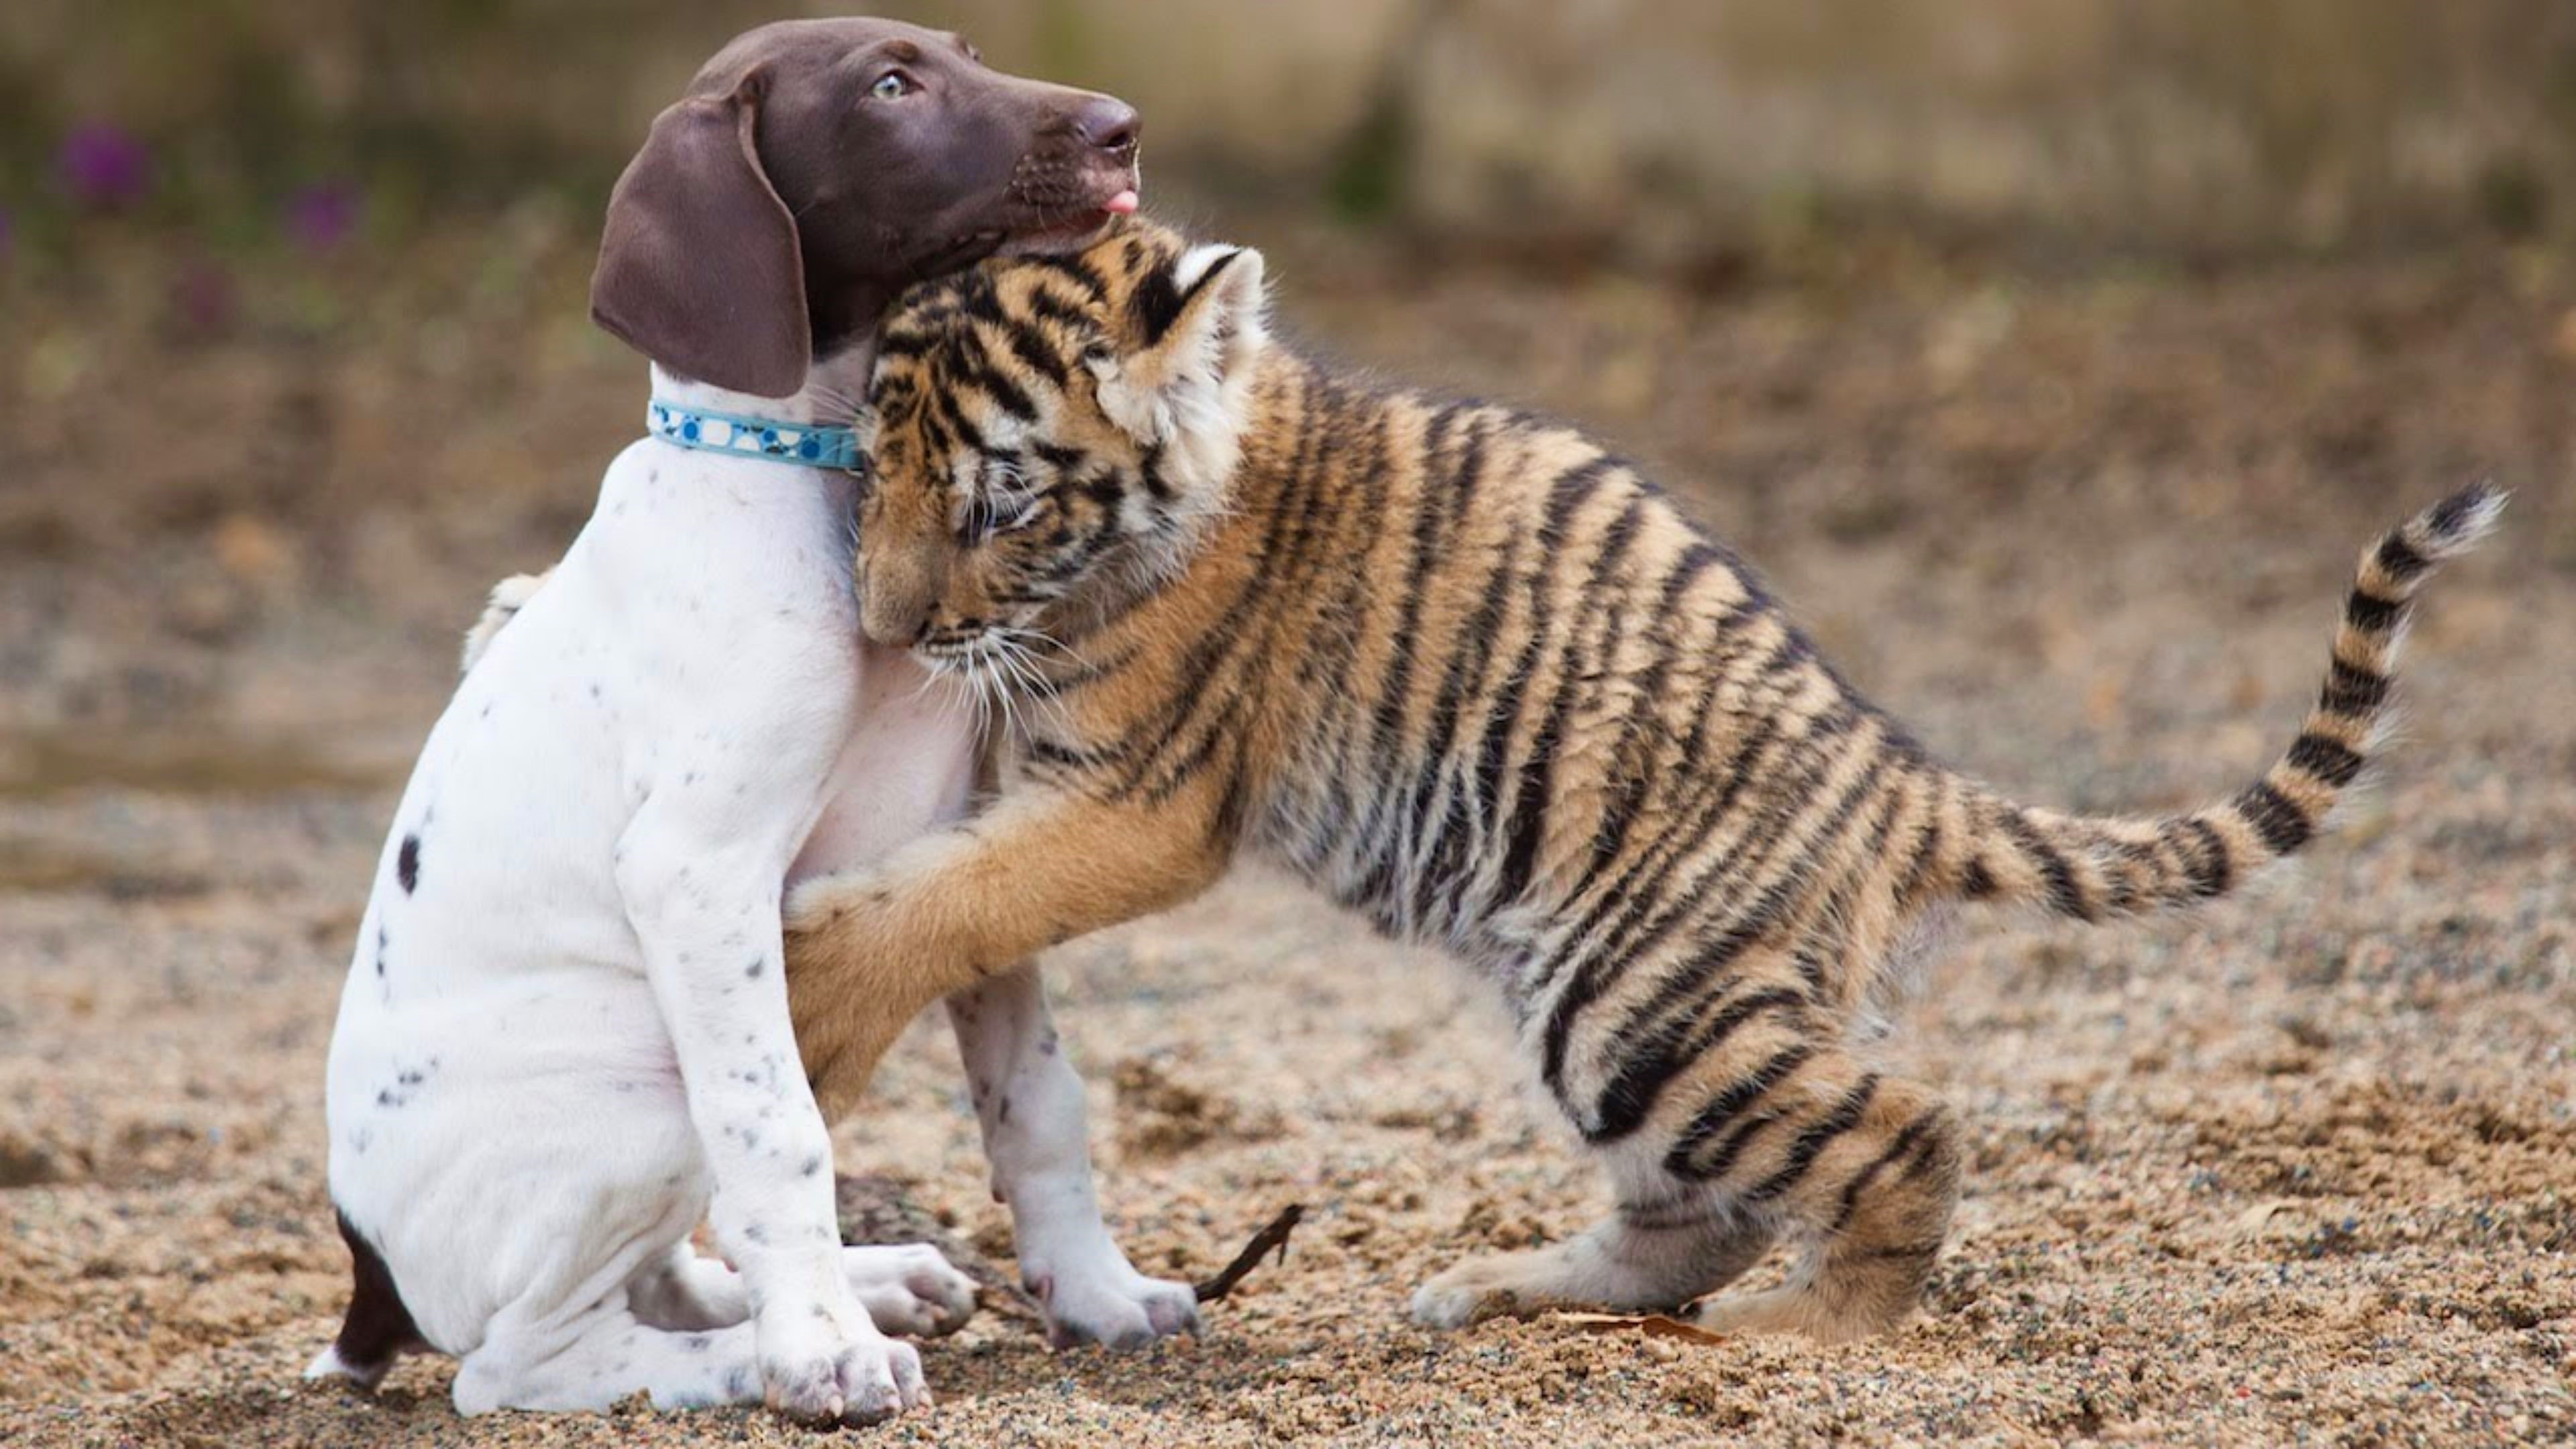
[782,217,2504,1341]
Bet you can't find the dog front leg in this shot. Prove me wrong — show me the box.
[947,966,1199,1348]
[616,819,925,1425]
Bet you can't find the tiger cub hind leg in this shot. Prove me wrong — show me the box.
[1409,1065,1957,1342]
[1673,1055,1962,1343]
[1409,1193,1782,1329]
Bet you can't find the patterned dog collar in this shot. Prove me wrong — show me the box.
[646,400,862,472]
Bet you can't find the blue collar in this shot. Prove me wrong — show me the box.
[646,399,863,472]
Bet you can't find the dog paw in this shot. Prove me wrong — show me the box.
[753,1299,928,1426]
[1032,1258,1201,1350]
[844,1244,977,1338]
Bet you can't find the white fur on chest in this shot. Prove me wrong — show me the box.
[343,439,864,999]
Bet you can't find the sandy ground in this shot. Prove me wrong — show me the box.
[3,228,2573,1445]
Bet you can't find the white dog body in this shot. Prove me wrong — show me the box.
[313,368,1189,1421]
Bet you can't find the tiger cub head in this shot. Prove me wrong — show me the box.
[854,218,1269,665]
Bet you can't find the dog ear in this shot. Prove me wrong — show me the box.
[590,71,810,398]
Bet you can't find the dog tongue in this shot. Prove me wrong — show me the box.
[1104,190,1140,216]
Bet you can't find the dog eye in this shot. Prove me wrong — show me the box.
[870,72,915,101]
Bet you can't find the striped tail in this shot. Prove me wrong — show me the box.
[1923,482,2505,922]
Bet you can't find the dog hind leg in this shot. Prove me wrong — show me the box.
[625,1246,748,1332]
[627,1242,975,1338]
[453,1306,765,1415]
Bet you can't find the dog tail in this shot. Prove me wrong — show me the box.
[304,1209,427,1390]
[460,571,548,677]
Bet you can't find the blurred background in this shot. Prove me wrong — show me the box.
[5,0,2575,1044]
[5,0,2576,753]
[6,7,2576,1442]
[3,0,2575,757]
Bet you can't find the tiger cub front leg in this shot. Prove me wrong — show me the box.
[782,786,1227,1118]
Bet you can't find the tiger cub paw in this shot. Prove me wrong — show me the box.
[1408,1252,1560,1330]
[1689,1286,1893,1344]
[782,872,895,945]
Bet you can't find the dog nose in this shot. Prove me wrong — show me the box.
[1076,97,1140,159]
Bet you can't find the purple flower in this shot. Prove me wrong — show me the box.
[58,123,152,209]
[286,182,360,252]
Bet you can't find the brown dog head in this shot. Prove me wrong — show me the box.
[591,18,1140,399]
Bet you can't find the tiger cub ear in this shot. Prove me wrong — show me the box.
[1092,243,1268,450]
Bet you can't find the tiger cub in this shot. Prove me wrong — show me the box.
[782,217,2500,1342]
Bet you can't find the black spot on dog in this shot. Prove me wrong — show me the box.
[328,1208,426,1382]
[374,925,390,978]
[745,958,765,980]
[745,1222,769,1246]
[801,1155,824,1178]
[396,835,421,894]
[684,1332,712,1354]
[1038,1029,1060,1057]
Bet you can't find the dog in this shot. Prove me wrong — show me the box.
[305,20,1192,1427]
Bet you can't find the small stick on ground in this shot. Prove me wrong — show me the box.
[1193,1203,1305,1303]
